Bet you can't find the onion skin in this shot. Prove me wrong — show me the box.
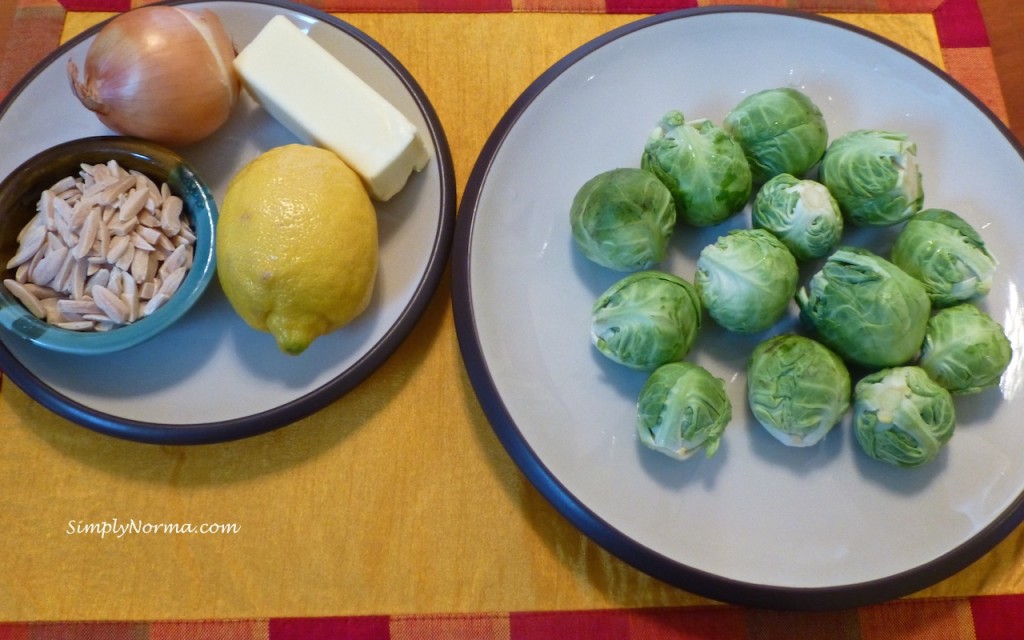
[68,6,240,146]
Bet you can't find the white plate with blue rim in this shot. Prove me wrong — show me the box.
[0,0,455,444]
[453,7,1024,609]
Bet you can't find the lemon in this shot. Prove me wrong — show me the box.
[217,144,378,355]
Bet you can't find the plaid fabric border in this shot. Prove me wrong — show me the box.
[49,0,967,13]
[1,595,1023,638]
[0,0,1016,634]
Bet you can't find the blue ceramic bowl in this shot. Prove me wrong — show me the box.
[0,136,217,355]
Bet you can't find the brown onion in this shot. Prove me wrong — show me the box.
[68,6,239,146]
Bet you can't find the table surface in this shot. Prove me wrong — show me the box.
[1,0,1023,634]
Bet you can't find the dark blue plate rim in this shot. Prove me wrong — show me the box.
[0,0,457,445]
[450,6,1024,610]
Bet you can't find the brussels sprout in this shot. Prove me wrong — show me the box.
[637,361,732,459]
[641,110,752,227]
[723,87,829,184]
[591,270,702,370]
[819,129,923,227]
[569,168,677,272]
[891,208,997,307]
[695,229,798,333]
[796,247,930,368]
[747,334,851,447]
[853,366,955,468]
[752,173,843,260]
[919,303,1012,394]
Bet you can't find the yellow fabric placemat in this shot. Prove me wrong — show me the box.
[0,9,1019,622]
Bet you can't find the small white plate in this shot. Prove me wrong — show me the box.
[453,7,1024,609]
[0,0,455,443]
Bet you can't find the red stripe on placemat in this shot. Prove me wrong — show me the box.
[628,606,748,638]
[605,0,696,13]
[933,0,989,47]
[786,0,943,10]
[510,609,633,638]
[269,615,390,639]
[59,0,130,10]
[57,0,518,9]
[316,0,514,10]
[0,4,67,103]
[150,619,270,638]
[0,621,149,638]
[970,594,1024,640]
[508,607,752,638]
[1,598,1024,638]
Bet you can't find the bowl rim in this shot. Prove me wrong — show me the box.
[0,135,218,355]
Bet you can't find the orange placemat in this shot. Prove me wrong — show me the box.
[0,1,1020,635]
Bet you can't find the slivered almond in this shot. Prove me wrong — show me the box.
[5,160,196,332]
[73,208,101,259]
[107,234,131,264]
[23,283,60,299]
[50,176,77,194]
[160,196,183,236]
[121,271,139,322]
[4,279,46,318]
[92,285,129,324]
[57,321,95,331]
[143,292,169,317]
[158,266,187,298]
[31,245,68,287]
[114,242,135,272]
[7,224,46,268]
[58,298,102,316]
[130,247,150,283]
[118,187,149,222]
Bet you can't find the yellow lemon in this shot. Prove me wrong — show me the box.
[217,144,378,355]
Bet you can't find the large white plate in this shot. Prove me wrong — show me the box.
[453,8,1024,609]
[0,0,455,443]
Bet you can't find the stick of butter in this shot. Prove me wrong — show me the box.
[234,16,430,201]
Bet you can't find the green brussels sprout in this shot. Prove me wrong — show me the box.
[641,110,752,227]
[695,229,798,333]
[723,87,829,184]
[569,168,677,272]
[796,247,931,368]
[853,366,955,468]
[919,303,1012,394]
[591,270,702,370]
[891,208,997,307]
[747,334,851,447]
[819,129,924,227]
[637,361,732,459]
[752,173,843,261]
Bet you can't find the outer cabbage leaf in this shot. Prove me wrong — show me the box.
[695,229,798,333]
[819,129,923,227]
[747,334,850,447]
[891,208,997,307]
[591,270,702,370]
[723,87,828,184]
[854,366,955,468]
[570,168,676,272]
[641,110,752,227]
[752,173,843,260]
[919,303,1012,394]
[637,361,732,459]
[795,246,930,368]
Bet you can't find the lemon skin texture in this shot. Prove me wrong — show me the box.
[217,144,378,355]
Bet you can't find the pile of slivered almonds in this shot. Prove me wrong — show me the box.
[3,160,195,331]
